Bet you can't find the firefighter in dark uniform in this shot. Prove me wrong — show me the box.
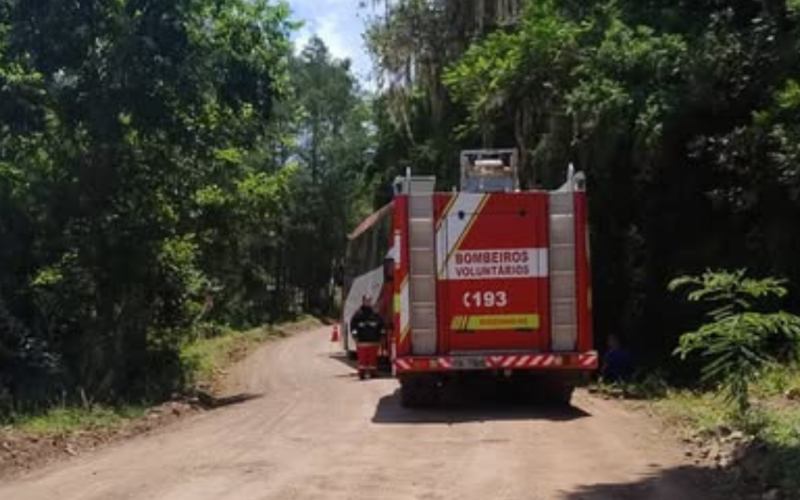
[349,296,386,380]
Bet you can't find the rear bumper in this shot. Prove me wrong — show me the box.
[394,351,599,374]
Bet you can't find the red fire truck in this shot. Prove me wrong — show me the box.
[341,150,597,407]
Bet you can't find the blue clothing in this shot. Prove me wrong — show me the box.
[603,348,634,382]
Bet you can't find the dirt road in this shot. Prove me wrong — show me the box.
[0,327,718,500]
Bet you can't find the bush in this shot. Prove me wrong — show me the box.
[670,270,800,420]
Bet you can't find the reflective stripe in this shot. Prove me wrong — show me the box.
[435,193,486,277]
[450,314,541,331]
[393,231,401,267]
[580,352,598,367]
[399,277,410,340]
[397,353,599,372]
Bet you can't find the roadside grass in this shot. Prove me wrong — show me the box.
[179,325,274,387]
[662,390,799,494]
[3,316,321,436]
[592,371,670,401]
[9,405,147,436]
[179,315,321,389]
[596,364,800,494]
[653,390,732,436]
[752,364,800,400]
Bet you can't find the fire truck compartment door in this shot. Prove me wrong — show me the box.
[440,194,549,352]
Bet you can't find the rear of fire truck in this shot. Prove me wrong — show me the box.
[389,150,597,407]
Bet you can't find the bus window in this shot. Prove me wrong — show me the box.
[344,204,394,296]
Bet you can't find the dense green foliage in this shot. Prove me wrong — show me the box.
[670,270,800,417]
[0,1,372,412]
[3,0,800,418]
[368,0,800,371]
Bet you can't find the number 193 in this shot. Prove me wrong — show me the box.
[462,291,508,308]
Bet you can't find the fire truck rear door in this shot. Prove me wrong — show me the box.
[439,193,550,353]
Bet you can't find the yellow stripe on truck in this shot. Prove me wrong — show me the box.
[468,314,540,330]
[436,194,458,231]
[400,325,411,342]
[399,276,410,338]
[450,314,540,331]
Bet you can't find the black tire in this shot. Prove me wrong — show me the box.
[358,369,366,380]
[400,385,421,408]
[540,377,575,406]
[523,374,576,406]
[399,375,438,408]
[551,385,574,406]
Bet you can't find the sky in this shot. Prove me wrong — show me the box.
[288,0,375,84]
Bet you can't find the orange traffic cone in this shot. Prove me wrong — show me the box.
[330,323,340,342]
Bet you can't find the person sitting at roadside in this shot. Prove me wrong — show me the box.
[602,334,634,383]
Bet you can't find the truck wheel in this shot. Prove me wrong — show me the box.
[530,375,576,406]
[552,385,574,406]
[542,376,577,406]
[399,376,438,408]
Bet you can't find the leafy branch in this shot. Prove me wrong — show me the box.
[670,270,800,419]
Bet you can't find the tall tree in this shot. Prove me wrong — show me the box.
[0,0,295,402]
[283,36,375,313]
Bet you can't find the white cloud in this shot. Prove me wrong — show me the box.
[288,0,373,85]
[293,25,313,55]
[316,14,350,61]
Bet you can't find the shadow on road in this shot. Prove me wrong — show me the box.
[197,391,263,409]
[328,352,358,370]
[328,352,393,376]
[559,464,743,500]
[372,387,591,425]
